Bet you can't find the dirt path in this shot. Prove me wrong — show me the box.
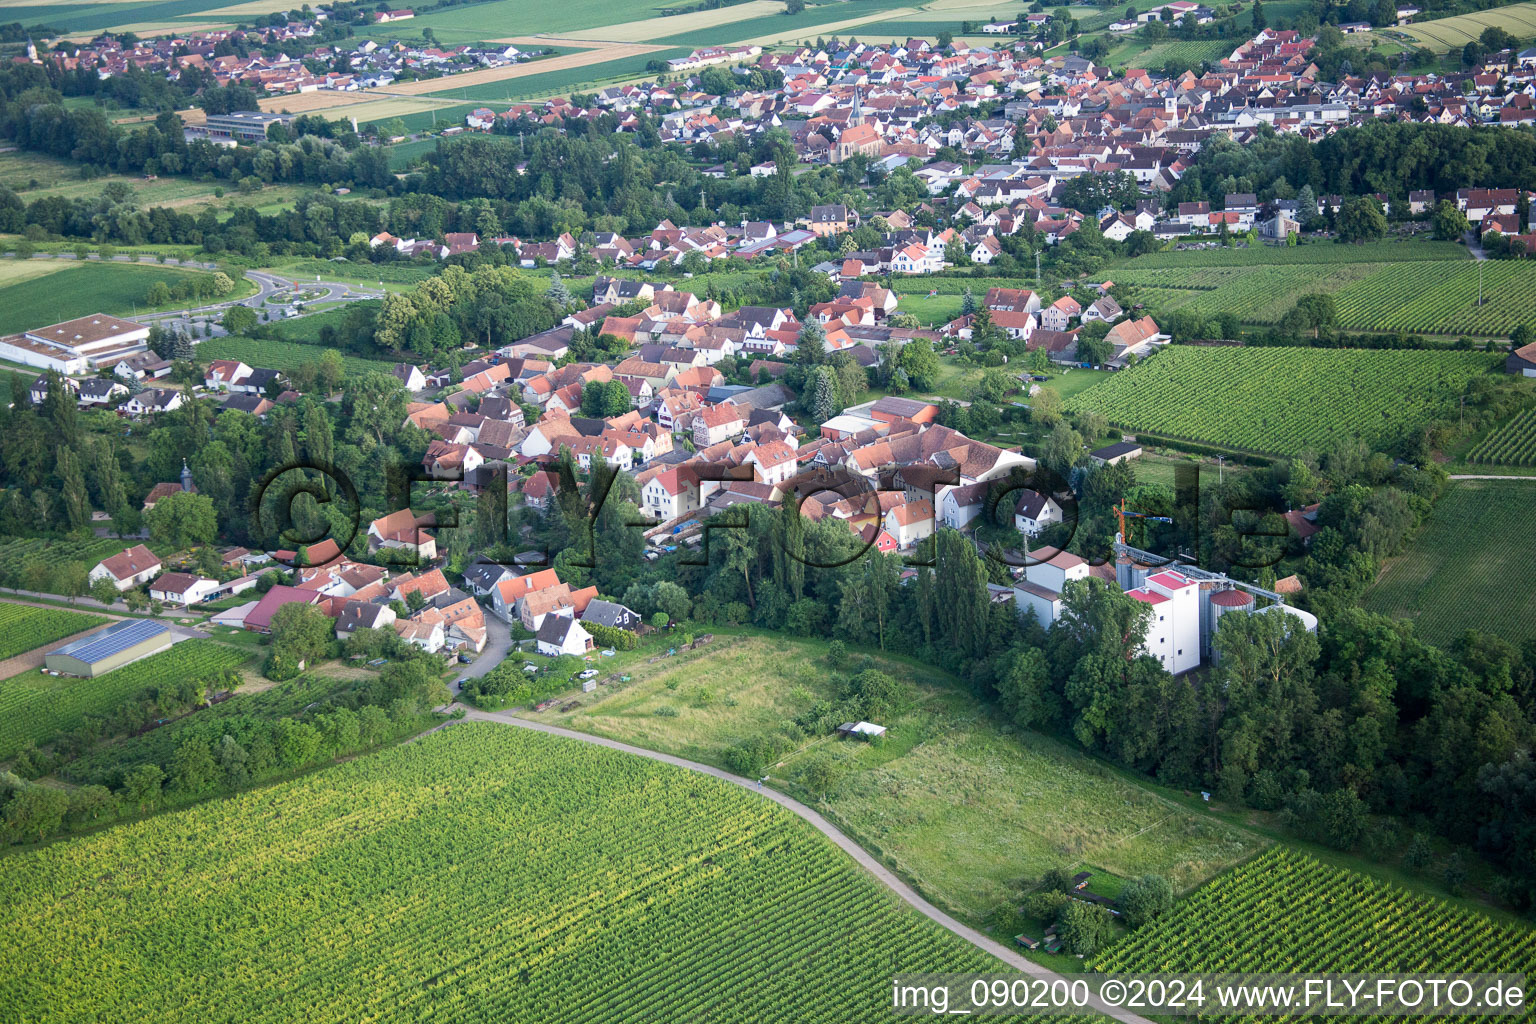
[1448,474,1536,480]
[445,707,1156,1024]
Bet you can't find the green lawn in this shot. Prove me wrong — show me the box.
[358,0,689,43]
[197,335,396,377]
[0,149,329,217]
[1364,479,1536,646]
[521,633,1266,935]
[0,261,231,334]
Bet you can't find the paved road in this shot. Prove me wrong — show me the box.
[449,614,513,697]
[442,706,1156,1024]
[1448,474,1536,480]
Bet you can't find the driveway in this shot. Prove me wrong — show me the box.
[442,708,1157,1024]
[449,613,512,697]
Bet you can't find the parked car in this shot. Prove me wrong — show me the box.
[578,669,599,680]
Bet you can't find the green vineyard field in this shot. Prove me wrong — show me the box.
[1116,264,1382,325]
[0,640,251,759]
[1466,407,1536,466]
[0,603,106,661]
[0,536,143,592]
[1331,261,1536,336]
[1095,848,1536,1001]
[0,724,1040,1024]
[1118,239,1469,269]
[1063,346,1497,455]
[1364,480,1535,646]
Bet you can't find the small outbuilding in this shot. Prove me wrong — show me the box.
[836,721,887,740]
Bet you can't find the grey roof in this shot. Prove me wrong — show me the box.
[1091,441,1142,460]
[536,614,585,644]
[50,619,168,664]
[580,599,638,629]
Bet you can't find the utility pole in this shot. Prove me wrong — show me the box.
[1216,454,1225,484]
[1034,249,1041,286]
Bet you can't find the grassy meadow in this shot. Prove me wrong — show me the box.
[522,633,1266,934]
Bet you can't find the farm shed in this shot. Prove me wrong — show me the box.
[836,721,887,739]
[44,619,172,678]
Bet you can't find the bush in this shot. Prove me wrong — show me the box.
[722,736,783,776]
[799,755,841,797]
[1119,874,1175,929]
[583,621,637,650]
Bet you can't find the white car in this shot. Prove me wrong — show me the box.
[578,669,599,680]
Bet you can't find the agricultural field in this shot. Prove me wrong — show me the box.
[0,640,251,760]
[196,335,397,377]
[1107,37,1234,68]
[1331,260,1536,337]
[1115,262,1385,325]
[526,634,1264,930]
[0,536,144,594]
[0,261,228,334]
[1095,847,1536,976]
[1364,480,1536,646]
[555,0,783,41]
[1117,238,1469,269]
[355,0,701,43]
[404,47,693,104]
[0,604,107,661]
[1466,406,1536,466]
[1398,1,1536,51]
[0,723,1021,1024]
[1064,346,1498,456]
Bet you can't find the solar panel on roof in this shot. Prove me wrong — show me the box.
[50,619,169,664]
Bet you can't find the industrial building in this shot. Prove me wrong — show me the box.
[44,619,173,678]
[1013,533,1319,674]
[0,313,150,374]
[198,111,294,144]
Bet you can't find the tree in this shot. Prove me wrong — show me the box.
[996,645,1058,728]
[807,366,838,423]
[171,736,219,794]
[1057,901,1113,954]
[1432,200,1469,241]
[799,755,840,797]
[581,379,631,418]
[1030,386,1064,427]
[546,272,572,309]
[1250,0,1265,30]
[222,305,258,335]
[3,785,68,842]
[89,575,120,606]
[269,602,333,667]
[1293,293,1338,337]
[120,763,165,812]
[1041,421,1085,479]
[1337,197,1387,244]
[1119,873,1175,928]
[146,491,217,550]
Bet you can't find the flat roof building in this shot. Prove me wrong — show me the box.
[0,313,149,374]
[200,110,294,143]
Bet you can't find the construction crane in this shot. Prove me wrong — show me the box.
[1114,501,1173,545]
